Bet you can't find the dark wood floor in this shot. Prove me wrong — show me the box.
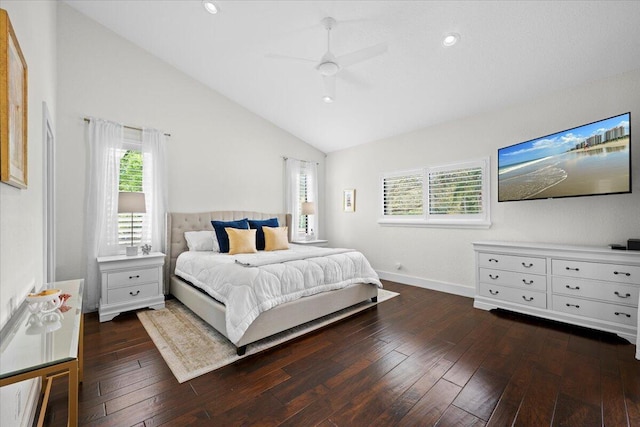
[42,281,639,426]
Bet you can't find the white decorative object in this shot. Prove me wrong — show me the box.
[141,244,152,255]
[26,289,62,313]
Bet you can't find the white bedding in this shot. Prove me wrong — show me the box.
[174,244,382,344]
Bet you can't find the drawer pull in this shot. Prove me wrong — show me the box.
[565,285,580,290]
[489,290,499,295]
[522,279,534,285]
[129,275,141,280]
[489,274,499,280]
[614,291,631,298]
[613,271,631,277]
[129,290,140,296]
[488,258,499,263]
[565,267,580,272]
[521,262,534,268]
[522,296,534,302]
[615,312,631,318]
[565,303,580,308]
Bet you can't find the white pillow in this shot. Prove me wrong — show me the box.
[184,230,219,252]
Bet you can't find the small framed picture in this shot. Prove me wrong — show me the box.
[343,189,355,212]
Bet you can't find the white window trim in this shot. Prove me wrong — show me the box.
[378,157,491,229]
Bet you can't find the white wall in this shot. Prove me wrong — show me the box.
[326,69,640,295]
[55,3,325,306]
[0,1,57,425]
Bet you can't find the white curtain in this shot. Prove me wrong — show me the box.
[284,158,318,240]
[142,128,168,266]
[84,118,124,310]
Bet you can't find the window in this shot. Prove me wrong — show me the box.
[298,172,310,232]
[382,170,424,216]
[379,157,490,228]
[285,158,319,240]
[118,148,145,246]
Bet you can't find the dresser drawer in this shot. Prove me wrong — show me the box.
[106,267,159,289]
[478,253,546,275]
[552,295,638,327]
[479,283,546,309]
[552,259,640,285]
[479,268,546,291]
[107,282,160,304]
[552,277,639,307]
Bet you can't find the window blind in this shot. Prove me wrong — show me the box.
[428,166,484,216]
[382,171,424,216]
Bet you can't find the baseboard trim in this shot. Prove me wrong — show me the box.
[377,270,474,298]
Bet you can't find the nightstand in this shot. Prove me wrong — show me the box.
[292,239,329,247]
[97,252,165,322]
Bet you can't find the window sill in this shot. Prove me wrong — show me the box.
[377,218,491,229]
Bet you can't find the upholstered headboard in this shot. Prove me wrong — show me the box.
[164,211,292,289]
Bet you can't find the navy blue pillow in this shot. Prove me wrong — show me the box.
[211,219,249,253]
[248,218,279,250]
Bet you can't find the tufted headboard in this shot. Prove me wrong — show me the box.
[164,211,292,289]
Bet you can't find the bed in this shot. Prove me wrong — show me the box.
[165,210,381,355]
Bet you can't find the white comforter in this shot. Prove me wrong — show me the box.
[174,244,382,344]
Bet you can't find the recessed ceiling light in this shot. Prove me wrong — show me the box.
[322,95,334,104]
[442,33,460,47]
[202,0,218,14]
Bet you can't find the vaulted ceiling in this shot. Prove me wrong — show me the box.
[64,0,640,153]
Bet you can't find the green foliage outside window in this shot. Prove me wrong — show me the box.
[119,150,143,192]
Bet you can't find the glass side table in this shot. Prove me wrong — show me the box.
[0,279,84,427]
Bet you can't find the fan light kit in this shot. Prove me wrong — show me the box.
[202,0,218,14]
[443,33,460,47]
[266,17,388,103]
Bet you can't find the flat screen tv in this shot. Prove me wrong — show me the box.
[498,112,631,202]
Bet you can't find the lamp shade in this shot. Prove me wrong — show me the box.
[301,201,316,215]
[118,192,146,213]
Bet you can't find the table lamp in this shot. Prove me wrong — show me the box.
[301,201,315,240]
[118,192,146,256]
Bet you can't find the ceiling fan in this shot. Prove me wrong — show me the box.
[266,17,387,103]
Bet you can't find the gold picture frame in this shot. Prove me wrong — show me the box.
[343,189,355,212]
[0,9,28,189]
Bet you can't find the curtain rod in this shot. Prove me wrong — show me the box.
[282,156,319,165]
[83,117,171,137]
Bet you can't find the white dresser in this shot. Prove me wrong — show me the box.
[474,241,640,348]
[98,252,165,322]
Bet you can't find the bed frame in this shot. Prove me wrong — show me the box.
[165,211,378,355]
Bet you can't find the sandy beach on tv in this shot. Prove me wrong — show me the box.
[499,137,630,201]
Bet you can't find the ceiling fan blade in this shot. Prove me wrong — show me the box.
[322,75,336,103]
[338,69,370,89]
[336,43,387,68]
[265,53,317,64]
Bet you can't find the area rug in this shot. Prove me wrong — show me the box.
[137,288,399,383]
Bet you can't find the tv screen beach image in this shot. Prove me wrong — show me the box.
[498,113,631,202]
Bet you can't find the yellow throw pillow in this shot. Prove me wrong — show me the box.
[264,226,289,251]
[226,227,257,255]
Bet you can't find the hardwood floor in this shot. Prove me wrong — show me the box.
[42,281,639,426]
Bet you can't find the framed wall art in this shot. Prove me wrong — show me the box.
[343,189,355,212]
[1,9,28,189]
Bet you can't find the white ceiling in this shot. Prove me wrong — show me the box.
[64,0,640,153]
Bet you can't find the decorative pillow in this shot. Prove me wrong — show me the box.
[184,230,219,252]
[226,228,257,255]
[211,218,249,253]
[264,226,289,251]
[248,218,279,250]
